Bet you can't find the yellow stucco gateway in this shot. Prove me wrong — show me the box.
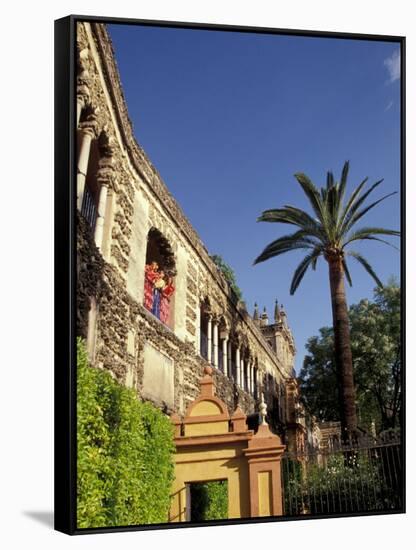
[169,367,286,522]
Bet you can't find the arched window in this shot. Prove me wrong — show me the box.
[199,299,210,360]
[78,124,114,253]
[143,228,176,328]
[217,318,227,373]
[230,340,237,381]
[242,350,250,392]
[79,119,100,230]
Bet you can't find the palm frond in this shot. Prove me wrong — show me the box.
[258,206,325,241]
[336,176,369,234]
[342,258,353,287]
[342,192,398,234]
[338,161,350,204]
[326,171,335,189]
[339,178,384,234]
[347,251,383,287]
[326,184,339,239]
[294,172,328,227]
[343,226,400,248]
[253,231,320,265]
[290,248,323,294]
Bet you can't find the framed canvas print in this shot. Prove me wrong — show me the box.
[54,14,405,535]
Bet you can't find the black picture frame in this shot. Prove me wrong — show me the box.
[54,14,405,535]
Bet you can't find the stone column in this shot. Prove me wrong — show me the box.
[249,360,254,395]
[213,322,218,368]
[196,305,201,354]
[77,119,97,210]
[240,356,245,389]
[94,136,115,250]
[235,346,240,385]
[227,340,232,378]
[77,97,84,129]
[222,336,228,376]
[207,316,212,364]
[94,183,109,249]
[243,398,286,517]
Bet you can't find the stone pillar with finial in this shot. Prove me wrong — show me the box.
[280,304,287,326]
[253,302,260,325]
[261,306,269,326]
[244,392,286,517]
[274,299,280,324]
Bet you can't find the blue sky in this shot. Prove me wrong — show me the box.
[108,24,401,372]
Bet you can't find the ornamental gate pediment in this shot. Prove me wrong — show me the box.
[169,366,285,522]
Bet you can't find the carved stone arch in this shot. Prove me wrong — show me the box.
[143,227,177,329]
[199,296,212,361]
[232,330,243,348]
[200,295,212,316]
[146,227,176,276]
[245,345,255,363]
[240,333,250,352]
[218,314,229,335]
[98,127,116,158]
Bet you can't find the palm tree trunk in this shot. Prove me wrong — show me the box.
[327,257,358,439]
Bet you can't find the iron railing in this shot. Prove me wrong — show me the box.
[81,186,98,230]
[200,332,208,360]
[282,432,403,516]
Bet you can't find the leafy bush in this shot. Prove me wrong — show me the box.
[190,480,228,521]
[283,450,400,516]
[76,338,175,528]
[211,254,243,301]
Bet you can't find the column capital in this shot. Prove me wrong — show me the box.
[79,119,99,140]
[97,156,116,189]
[79,104,100,139]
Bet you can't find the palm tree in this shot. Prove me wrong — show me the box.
[254,161,399,439]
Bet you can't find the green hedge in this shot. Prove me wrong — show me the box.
[77,338,175,528]
[190,480,228,521]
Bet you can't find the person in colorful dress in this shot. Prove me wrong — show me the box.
[160,275,175,325]
[144,261,159,311]
[152,269,166,319]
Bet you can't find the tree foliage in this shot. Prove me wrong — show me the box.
[211,254,243,300]
[299,282,401,433]
[254,161,399,437]
[190,481,228,521]
[77,338,175,529]
[284,452,400,515]
[254,161,399,293]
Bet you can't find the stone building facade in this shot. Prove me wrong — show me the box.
[76,21,305,449]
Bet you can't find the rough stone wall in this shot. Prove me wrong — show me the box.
[77,215,104,339]
[76,20,299,426]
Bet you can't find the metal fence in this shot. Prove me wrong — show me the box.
[81,186,98,230]
[282,432,403,516]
